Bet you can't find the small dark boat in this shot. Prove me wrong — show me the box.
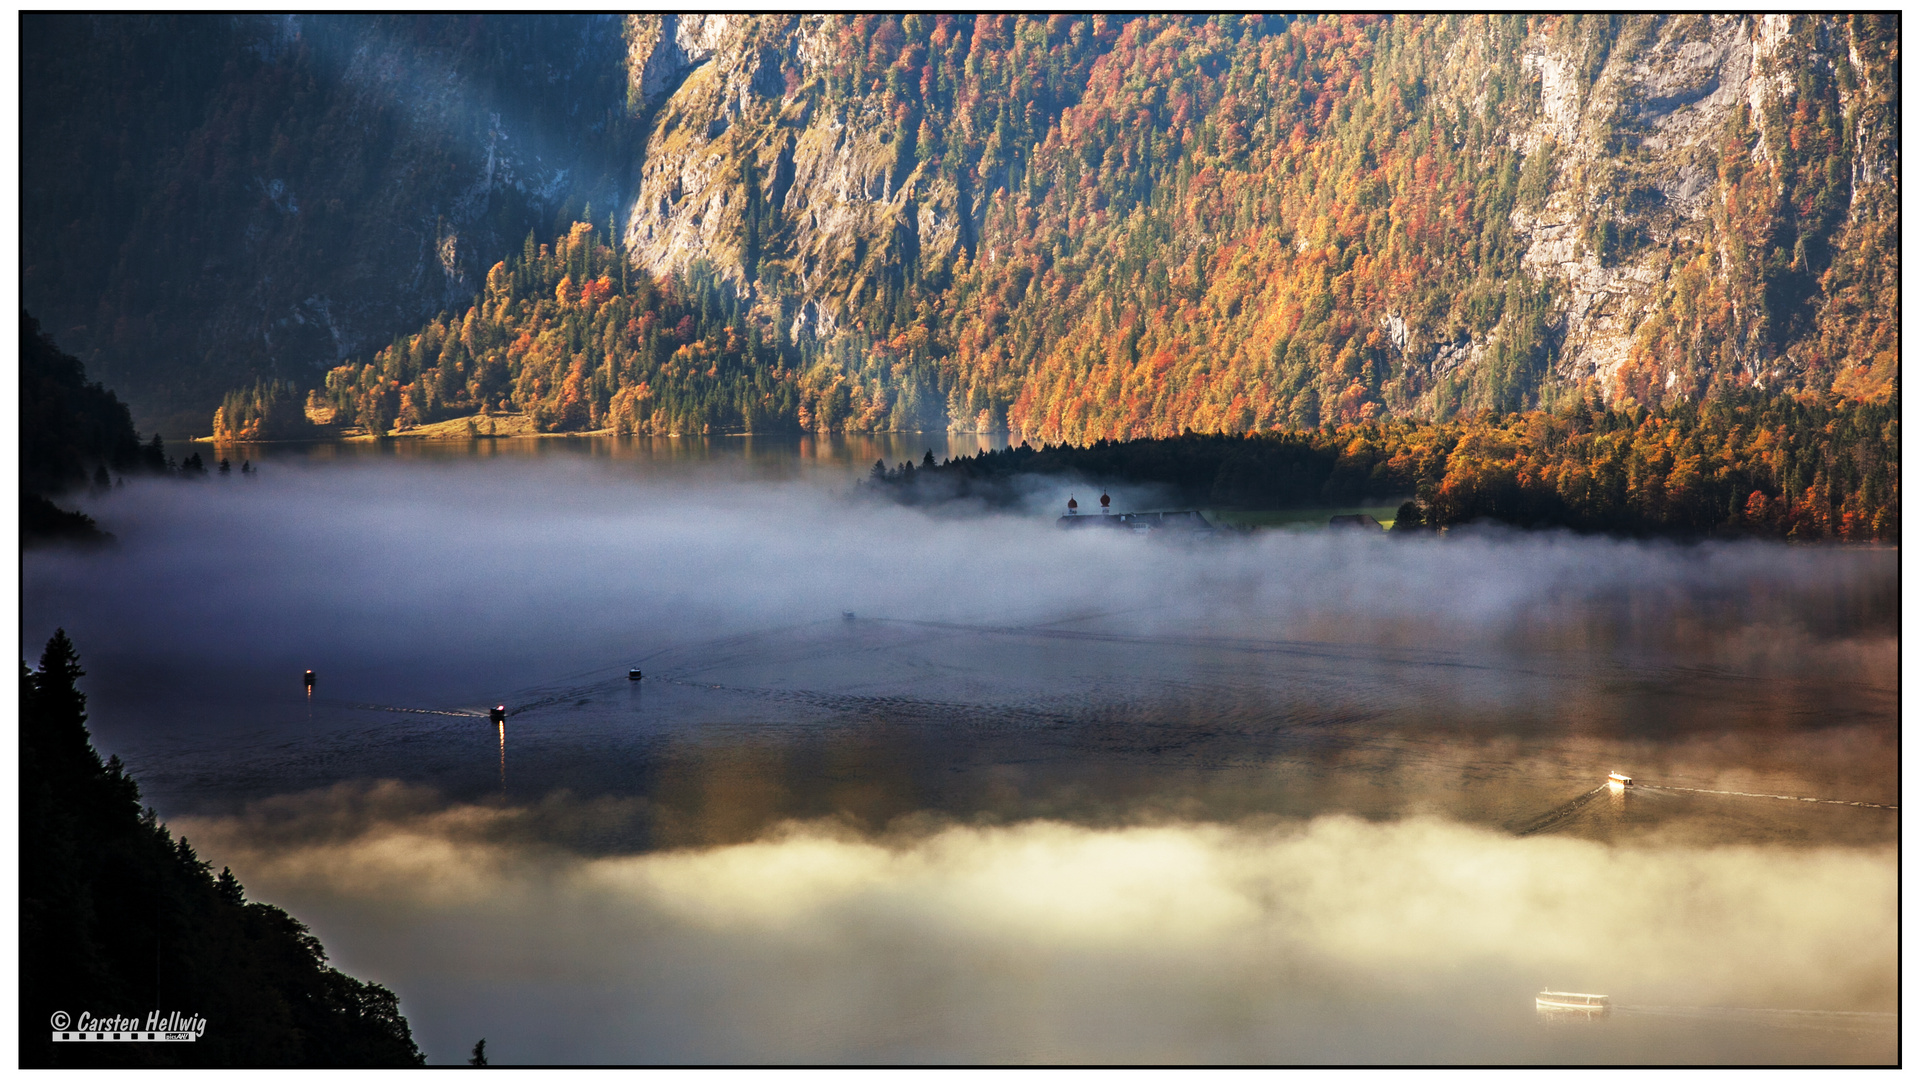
[303,669,315,689]
[489,705,506,723]
[629,668,644,681]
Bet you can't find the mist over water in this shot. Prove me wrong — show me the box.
[22,441,1898,1064]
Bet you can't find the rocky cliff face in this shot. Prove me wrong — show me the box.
[1499,14,1896,395]
[619,15,972,347]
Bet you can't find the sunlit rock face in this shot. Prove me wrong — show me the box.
[621,14,970,349]
[1502,15,1894,394]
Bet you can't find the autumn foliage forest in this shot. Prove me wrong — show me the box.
[204,15,1897,540]
[251,222,809,439]
[877,393,1897,542]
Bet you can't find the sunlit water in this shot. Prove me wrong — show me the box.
[22,436,1898,1065]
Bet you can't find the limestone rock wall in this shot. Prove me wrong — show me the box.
[621,14,972,346]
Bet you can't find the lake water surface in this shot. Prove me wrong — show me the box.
[22,437,1898,1065]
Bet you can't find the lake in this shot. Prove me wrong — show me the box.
[22,436,1898,1065]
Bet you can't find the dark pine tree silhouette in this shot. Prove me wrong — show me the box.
[22,630,427,1066]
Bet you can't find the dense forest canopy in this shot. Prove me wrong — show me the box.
[273,224,812,438]
[873,393,1898,543]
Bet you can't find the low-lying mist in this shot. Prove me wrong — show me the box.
[25,453,1895,735]
[175,784,1895,1065]
[22,447,1898,1064]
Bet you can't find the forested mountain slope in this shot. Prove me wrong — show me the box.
[22,15,1897,439]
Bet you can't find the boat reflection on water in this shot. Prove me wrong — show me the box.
[1537,990,1611,1021]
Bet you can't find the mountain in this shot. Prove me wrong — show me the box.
[21,15,1898,439]
[21,312,146,495]
[22,13,642,433]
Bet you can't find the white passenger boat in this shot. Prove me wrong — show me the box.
[1536,990,1610,1015]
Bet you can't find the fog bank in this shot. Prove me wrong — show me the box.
[176,787,1896,1065]
[24,449,1897,1065]
[25,455,1895,742]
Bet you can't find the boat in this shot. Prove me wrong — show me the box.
[628,668,644,681]
[1607,771,1633,788]
[1536,990,1610,1016]
[489,705,506,723]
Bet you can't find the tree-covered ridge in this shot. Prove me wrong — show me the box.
[22,630,427,1066]
[880,391,1897,542]
[212,378,311,441]
[20,310,193,546]
[22,312,145,494]
[313,222,812,436]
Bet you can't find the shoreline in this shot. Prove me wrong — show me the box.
[193,419,994,445]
